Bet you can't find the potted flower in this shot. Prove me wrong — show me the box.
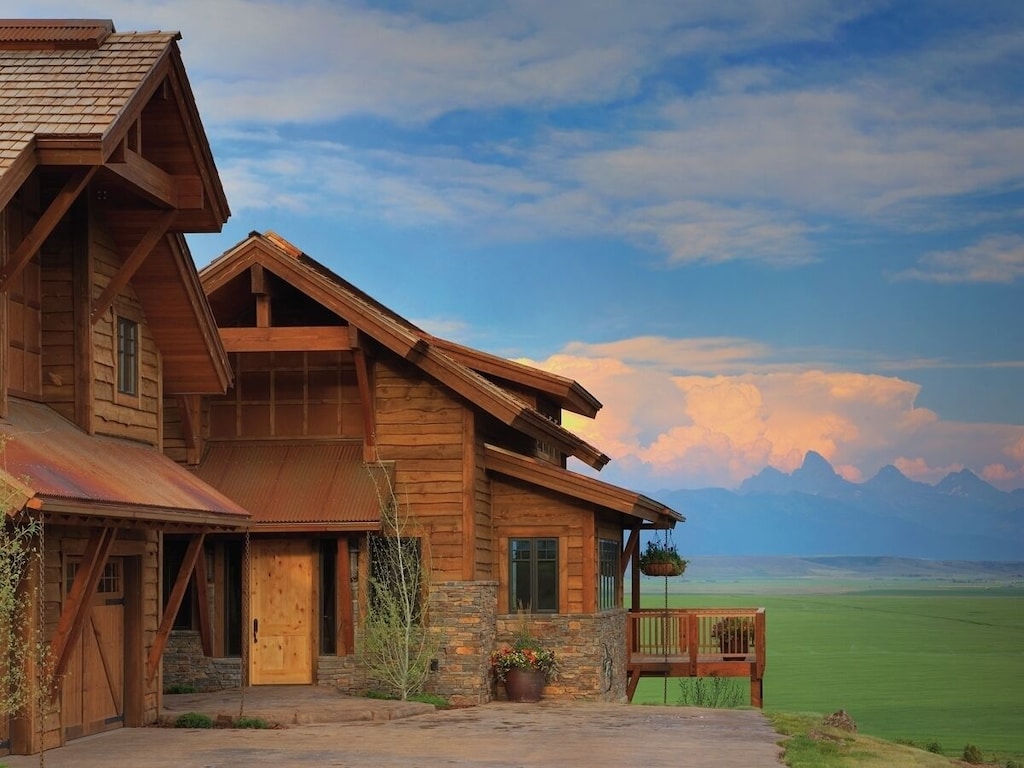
[638,539,687,577]
[490,630,557,702]
[711,616,755,657]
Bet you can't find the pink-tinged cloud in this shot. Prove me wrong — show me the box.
[526,338,1024,491]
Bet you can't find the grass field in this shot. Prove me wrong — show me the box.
[632,580,1024,761]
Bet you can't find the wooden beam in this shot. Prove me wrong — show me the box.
[250,263,267,295]
[194,545,213,657]
[217,326,353,352]
[90,209,176,324]
[337,537,354,655]
[48,526,117,695]
[34,138,104,166]
[146,533,205,683]
[352,327,377,462]
[0,167,97,293]
[104,148,202,209]
[630,525,641,611]
[621,527,640,579]
[178,394,201,464]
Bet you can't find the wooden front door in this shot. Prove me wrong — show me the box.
[250,539,314,685]
[62,558,125,740]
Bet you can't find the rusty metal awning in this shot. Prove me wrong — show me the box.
[191,441,387,531]
[0,399,249,527]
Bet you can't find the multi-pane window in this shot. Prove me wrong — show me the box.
[117,316,138,395]
[509,538,558,613]
[65,559,122,596]
[598,539,619,611]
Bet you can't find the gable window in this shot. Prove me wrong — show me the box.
[117,316,139,396]
[598,539,619,611]
[509,538,558,613]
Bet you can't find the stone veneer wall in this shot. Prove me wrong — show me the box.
[163,632,240,691]
[493,610,627,702]
[316,654,368,691]
[423,581,497,706]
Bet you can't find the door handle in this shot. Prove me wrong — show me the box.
[253,617,259,644]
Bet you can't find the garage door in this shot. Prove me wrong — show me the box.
[62,558,124,741]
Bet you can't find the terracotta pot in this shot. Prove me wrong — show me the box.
[504,668,546,702]
[641,561,685,577]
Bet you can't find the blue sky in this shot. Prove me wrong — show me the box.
[18,1,1024,492]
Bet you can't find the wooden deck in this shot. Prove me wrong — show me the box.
[626,608,766,706]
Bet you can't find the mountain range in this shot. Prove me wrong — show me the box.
[657,452,1024,560]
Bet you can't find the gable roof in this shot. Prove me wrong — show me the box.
[484,444,681,525]
[1,398,248,528]
[201,231,611,470]
[0,19,232,393]
[429,337,602,418]
[0,19,228,228]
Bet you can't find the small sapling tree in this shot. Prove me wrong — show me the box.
[360,462,439,700]
[0,437,46,722]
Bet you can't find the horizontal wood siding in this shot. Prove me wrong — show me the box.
[491,476,588,614]
[89,214,160,445]
[474,438,492,579]
[39,206,75,421]
[374,357,466,582]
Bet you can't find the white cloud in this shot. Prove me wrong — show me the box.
[891,234,1024,284]
[529,338,1024,491]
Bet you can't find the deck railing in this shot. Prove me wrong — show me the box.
[626,607,766,705]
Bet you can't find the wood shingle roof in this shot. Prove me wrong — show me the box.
[0,24,176,178]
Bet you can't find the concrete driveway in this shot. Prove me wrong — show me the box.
[2,690,784,767]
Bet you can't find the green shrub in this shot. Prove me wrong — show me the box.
[962,744,985,764]
[164,684,197,695]
[234,716,269,729]
[174,712,214,729]
[409,692,448,708]
[925,740,943,754]
[676,674,744,708]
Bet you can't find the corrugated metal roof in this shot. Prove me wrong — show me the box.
[0,399,248,522]
[191,441,385,529]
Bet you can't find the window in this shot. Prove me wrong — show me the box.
[319,540,337,655]
[368,534,425,623]
[598,539,619,611]
[509,538,558,613]
[117,316,138,396]
[224,540,243,656]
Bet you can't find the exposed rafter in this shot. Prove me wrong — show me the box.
[0,167,97,293]
[91,209,176,324]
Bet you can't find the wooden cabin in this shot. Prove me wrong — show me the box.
[0,20,249,755]
[161,230,685,705]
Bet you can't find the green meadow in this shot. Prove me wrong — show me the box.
[632,578,1024,761]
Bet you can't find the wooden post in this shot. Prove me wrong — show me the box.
[194,547,213,657]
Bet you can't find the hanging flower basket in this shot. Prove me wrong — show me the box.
[638,538,688,577]
[641,560,686,577]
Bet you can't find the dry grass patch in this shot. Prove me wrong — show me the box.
[769,713,1002,768]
